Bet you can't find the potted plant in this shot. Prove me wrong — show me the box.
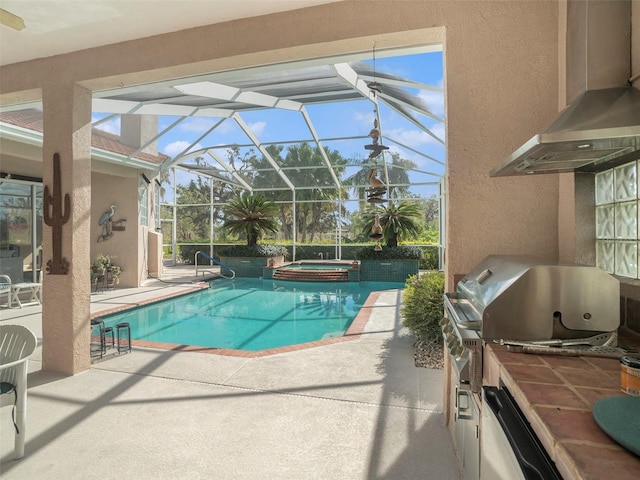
[91,253,122,287]
[218,194,286,277]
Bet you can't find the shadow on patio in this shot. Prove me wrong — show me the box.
[1,287,459,479]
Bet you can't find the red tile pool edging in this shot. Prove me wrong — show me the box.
[91,286,384,357]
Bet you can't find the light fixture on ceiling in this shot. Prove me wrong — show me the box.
[0,8,25,31]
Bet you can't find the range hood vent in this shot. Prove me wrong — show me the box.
[491,87,640,177]
[491,0,637,177]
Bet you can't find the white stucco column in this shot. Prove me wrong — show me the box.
[41,83,92,375]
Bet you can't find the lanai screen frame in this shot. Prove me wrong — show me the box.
[91,45,446,264]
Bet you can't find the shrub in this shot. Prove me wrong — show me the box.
[218,244,288,258]
[421,246,440,270]
[401,272,444,343]
[178,244,213,264]
[355,245,423,260]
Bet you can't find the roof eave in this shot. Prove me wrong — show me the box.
[0,122,160,170]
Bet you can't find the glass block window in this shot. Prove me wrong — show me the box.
[139,176,149,227]
[595,161,640,277]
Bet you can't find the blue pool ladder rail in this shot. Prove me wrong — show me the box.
[195,251,236,279]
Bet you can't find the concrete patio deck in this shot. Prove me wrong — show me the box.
[0,266,459,479]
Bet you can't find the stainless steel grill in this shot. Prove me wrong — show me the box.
[442,255,620,393]
[454,255,619,341]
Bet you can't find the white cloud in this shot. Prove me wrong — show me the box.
[92,116,120,135]
[178,117,218,133]
[354,110,376,133]
[163,141,203,157]
[216,118,236,135]
[248,121,266,137]
[418,91,445,117]
[430,124,446,142]
[386,126,445,148]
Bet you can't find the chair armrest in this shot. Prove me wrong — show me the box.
[0,357,29,370]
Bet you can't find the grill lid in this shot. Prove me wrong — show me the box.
[450,255,620,342]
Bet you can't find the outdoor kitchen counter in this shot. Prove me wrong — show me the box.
[484,332,640,480]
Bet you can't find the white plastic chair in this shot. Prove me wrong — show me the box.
[0,274,11,307]
[0,324,38,459]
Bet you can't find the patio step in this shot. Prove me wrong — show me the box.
[272,268,349,282]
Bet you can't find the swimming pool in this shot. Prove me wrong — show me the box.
[100,278,403,352]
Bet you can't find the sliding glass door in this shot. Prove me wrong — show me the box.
[0,179,43,283]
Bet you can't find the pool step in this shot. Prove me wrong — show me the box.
[272,268,349,282]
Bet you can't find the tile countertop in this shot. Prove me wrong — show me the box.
[484,331,640,480]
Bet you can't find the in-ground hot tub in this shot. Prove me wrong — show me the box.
[272,261,357,282]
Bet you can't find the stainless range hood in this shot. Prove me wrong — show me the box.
[491,0,638,177]
[491,87,640,177]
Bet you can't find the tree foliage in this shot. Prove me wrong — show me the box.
[361,200,422,247]
[344,153,417,206]
[175,178,213,241]
[222,194,279,247]
[161,143,439,249]
[253,142,348,242]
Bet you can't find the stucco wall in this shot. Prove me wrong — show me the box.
[0,0,562,292]
[0,153,42,178]
[91,172,138,287]
[441,1,560,286]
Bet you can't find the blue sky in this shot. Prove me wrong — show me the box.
[93,50,445,204]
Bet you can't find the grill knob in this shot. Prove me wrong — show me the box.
[442,324,453,335]
[439,317,449,327]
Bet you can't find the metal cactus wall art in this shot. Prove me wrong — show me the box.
[43,153,70,274]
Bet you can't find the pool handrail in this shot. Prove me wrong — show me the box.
[195,251,236,280]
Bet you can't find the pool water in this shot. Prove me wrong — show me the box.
[101,278,403,351]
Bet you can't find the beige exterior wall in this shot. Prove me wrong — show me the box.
[1,0,575,373]
[0,153,42,178]
[441,1,560,286]
[90,171,139,288]
[2,138,160,290]
[0,0,563,292]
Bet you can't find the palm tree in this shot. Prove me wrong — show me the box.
[362,200,422,247]
[222,194,279,247]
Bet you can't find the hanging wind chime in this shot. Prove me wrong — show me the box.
[370,213,383,251]
[364,42,388,251]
